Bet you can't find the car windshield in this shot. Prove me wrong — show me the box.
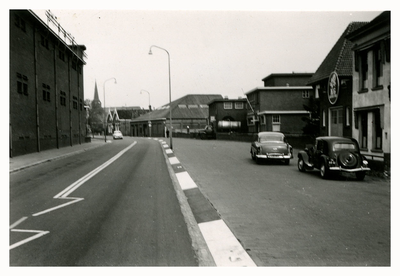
[333,143,356,151]
[259,134,284,142]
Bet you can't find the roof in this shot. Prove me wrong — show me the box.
[132,94,223,122]
[262,73,314,81]
[317,136,355,143]
[346,11,390,42]
[307,21,369,85]
[208,98,247,105]
[245,86,312,95]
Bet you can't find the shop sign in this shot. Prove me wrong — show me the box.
[328,71,339,105]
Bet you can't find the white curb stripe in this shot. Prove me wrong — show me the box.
[169,156,180,165]
[165,149,173,154]
[175,171,198,190]
[198,219,256,267]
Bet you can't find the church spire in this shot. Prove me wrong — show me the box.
[92,80,102,108]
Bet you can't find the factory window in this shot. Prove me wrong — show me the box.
[60,91,67,106]
[235,102,244,109]
[15,14,26,32]
[224,102,232,109]
[302,90,310,98]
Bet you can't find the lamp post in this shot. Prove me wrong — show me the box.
[140,89,151,137]
[103,77,117,142]
[149,45,172,149]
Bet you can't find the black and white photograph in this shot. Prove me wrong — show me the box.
[7,1,396,275]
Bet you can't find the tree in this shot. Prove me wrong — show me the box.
[301,96,320,139]
[85,99,105,136]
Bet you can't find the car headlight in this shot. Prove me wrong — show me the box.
[362,160,368,166]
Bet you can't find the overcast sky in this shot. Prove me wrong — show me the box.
[30,4,385,110]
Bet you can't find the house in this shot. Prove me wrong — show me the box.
[106,106,147,136]
[207,97,249,133]
[347,11,391,172]
[10,10,86,157]
[130,94,223,137]
[245,73,313,135]
[307,21,369,138]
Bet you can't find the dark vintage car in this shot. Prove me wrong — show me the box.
[297,136,370,180]
[250,132,293,164]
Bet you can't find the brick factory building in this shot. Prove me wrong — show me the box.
[10,10,87,157]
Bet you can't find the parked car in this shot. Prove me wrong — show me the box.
[250,132,293,164]
[297,136,370,180]
[112,130,123,140]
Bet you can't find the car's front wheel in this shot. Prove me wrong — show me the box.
[298,157,306,172]
[320,161,330,179]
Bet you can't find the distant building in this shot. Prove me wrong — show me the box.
[208,97,249,133]
[106,106,147,136]
[10,10,86,157]
[131,94,223,137]
[347,11,391,172]
[245,73,313,135]
[307,21,369,138]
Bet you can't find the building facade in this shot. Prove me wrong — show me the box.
[245,73,313,135]
[208,97,249,133]
[307,21,369,139]
[10,10,86,157]
[347,11,391,171]
[131,94,223,137]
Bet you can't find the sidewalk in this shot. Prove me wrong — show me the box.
[9,136,108,173]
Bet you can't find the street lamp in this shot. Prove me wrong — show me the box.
[103,77,117,142]
[140,89,151,137]
[149,45,173,149]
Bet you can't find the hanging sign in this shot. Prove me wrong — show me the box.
[328,71,339,105]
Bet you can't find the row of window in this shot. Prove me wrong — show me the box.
[248,115,280,125]
[178,104,208,109]
[223,102,244,110]
[15,76,82,110]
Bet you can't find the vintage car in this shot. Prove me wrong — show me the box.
[250,132,293,164]
[297,136,370,180]
[112,130,123,140]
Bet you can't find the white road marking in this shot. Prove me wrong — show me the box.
[168,156,180,165]
[10,229,50,250]
[32,141,137,216]
[163,144,169,148]
[175,171,198,190]
[9,216,28,229]
[165,149,173,154]
[198,219,256,267]
[32,197,84,217]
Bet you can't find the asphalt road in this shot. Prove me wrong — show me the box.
[170,138,391,266]
[9,137,198,266]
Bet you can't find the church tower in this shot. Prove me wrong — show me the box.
[92,80,102,108]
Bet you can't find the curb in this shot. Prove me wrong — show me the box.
[155,138,257,267]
